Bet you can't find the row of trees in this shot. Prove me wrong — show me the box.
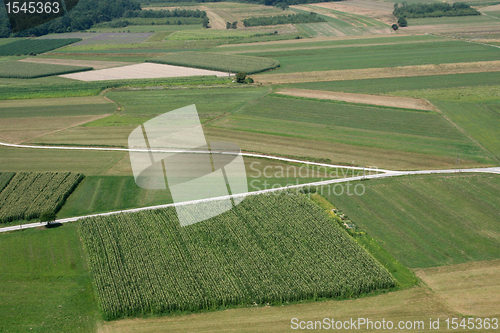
[242,12,325,27]
[393,2,480,19]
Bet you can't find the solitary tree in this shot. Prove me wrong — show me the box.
[398,17,407,27]
[391,23,399,31]
[40,210,56,225]
[202,17,210,28]
[231,21,238,29]
[236,71,247,83]
[226,22,231,29]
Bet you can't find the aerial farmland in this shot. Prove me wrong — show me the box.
[0,0,499,331]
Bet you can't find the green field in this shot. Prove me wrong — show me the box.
[281,72,500,95]
[0,61,92,79]
[148,51,279,73]
[207,95,491,166]
[0,224,99,332]
[0,172,15,192]
[0,145,126,175]
[167,29,277,41]
[211,35,438,53]
[0,101,116,118]
[0,75,229,100]
[58,176,172,218]
[105,86,268,117]
[385,86,500,162]
[80,192,395,319]
[0,38,82,56]
[324,174,500,268]
[252,40,500,74]
[57,157,340,218]
[432,100,500,162]
[0,172,83,222]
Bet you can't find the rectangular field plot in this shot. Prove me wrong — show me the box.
[0,38,81,56]
[0,172,83,223]
[61,63,229,81]
[208,95,492,167]
[0,224,99,332]
[282,72,500,95]
[431,100,500,162]
[71,32,154,45]
[0,96,116,118]
[148,51,280,74]
[0,61,92,79]
[325,174,500,268]
[253,40,500,74]
[79,193,395,319]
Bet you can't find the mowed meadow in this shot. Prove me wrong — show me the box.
[324,173,500,268]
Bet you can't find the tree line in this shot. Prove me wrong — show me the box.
[243,12,325,27]
[393,2,480,19]
[0,0,206,37]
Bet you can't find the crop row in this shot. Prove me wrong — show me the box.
[147,51,280,74]
[0,172,84,222]
[79,192,395,320]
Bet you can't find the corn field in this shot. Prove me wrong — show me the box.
[0,172,84,223]
[79,192,396,320]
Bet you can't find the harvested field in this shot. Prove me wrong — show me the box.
[253,60,500,84]
[100,285,455,333]
[19,58,133,70]
[275,88,437,111]
[200,5,227,29]
[415,260,500,317]
[60,63,229,81]
[313,1,394,25]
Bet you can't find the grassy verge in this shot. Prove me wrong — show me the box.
[309,194,419,289]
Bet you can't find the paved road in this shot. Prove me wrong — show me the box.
[1,141,499,233]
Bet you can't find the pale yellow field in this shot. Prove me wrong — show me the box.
[98,286,456,333]
[275,88,437,111]
[415,260,500,317]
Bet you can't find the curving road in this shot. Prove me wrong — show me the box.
[0,141,499,233]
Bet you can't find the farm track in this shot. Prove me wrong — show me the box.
[0,140,498,233]
[253,60,500,84]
